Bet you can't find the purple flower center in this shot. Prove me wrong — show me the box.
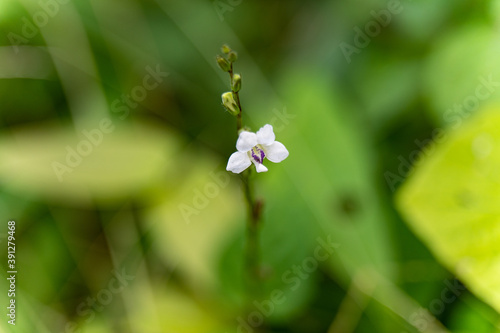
[250,146,265,164]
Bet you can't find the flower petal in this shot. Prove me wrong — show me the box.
[256,124,275,146]
[252,160,268,173]
[226,151,251,173]
[264,141,289,163]
[236,131,257,152]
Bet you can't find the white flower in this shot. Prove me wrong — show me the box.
[226,124,289,174]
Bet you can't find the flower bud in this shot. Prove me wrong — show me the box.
[221,44,231,54]
[221,92,240,116]
[228,51,238,62]
[232,74,242,92]
[216,55,231,72]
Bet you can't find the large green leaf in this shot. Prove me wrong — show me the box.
[0,121,178,206]
[272,68,396,283]
[397,106,500,315]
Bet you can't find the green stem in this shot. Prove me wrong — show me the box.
[241,169,263,310]
[243,170,260,271]
[229,65,243,131]
[227,58,263,312]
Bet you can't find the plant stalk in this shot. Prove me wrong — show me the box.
[227,57,263,311]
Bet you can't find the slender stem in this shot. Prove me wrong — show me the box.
[242,169,260,277]
[225,57,263,316]
[327,273,373,333]
[229,65,243,131]
[241,169,264,330]
[228,61,262,303]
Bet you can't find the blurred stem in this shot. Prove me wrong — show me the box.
[241,169,262,299]
[327,272,375,333]
[329,269,451,333]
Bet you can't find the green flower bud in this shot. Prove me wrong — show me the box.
[221,44,231,54]
[232,73,242,92]
[221,92,240,116]
[216,55,231,72]
[228,51,238,62]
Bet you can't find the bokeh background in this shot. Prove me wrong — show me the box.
[1,0,500,332]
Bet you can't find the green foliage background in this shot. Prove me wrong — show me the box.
[0,0,500,332]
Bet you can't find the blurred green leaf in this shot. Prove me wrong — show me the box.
[353,55,419,126]
[424,24,500,125]
[274,67,396,282]
[448,294,500,332]
[397,106,500,315]
[0,121,178,206]
[143,150,243,295]
[396,0,457,41]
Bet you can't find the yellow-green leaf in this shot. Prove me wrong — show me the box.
[0,121,178,206]
[396,106,500,314]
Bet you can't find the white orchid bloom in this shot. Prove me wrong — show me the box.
[226,124,289,174]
